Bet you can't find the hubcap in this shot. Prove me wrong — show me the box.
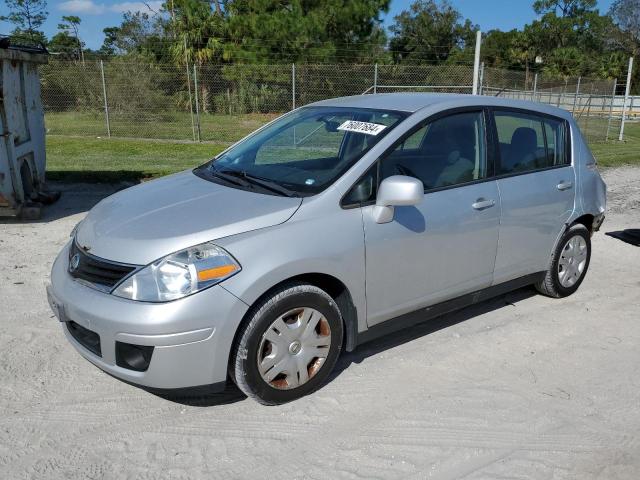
[289,341,302,355]
[257,307,331,390]
[558,234,588,288]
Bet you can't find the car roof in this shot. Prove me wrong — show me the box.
[309,93,573,120]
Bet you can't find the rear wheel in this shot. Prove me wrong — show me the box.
[230,283,343,405]
[536,224,591,298]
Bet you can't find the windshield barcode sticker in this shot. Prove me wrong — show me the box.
[337,120,387,136]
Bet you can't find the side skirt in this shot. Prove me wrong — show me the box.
[355,272,545,347]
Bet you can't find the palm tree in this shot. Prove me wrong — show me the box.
[168,0,225,65]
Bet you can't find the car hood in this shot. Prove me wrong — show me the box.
[76,170,302,265]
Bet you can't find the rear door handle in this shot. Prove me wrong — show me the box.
[557,181,573,191]
[472,199,496,210]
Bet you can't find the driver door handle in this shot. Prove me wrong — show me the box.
[472,198,496,210]
[557,181,573,191]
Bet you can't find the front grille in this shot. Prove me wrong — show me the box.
[68,241,136,290]
[67,321,102,357]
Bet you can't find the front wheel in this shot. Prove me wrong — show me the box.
[230,283,343,405]
[536,223,591,298]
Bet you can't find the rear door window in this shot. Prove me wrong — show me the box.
[493,110,568,175]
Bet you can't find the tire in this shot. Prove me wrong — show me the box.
[230,282,344,405]
[536,223,591,298]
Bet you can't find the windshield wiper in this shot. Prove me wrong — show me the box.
[209,168,252,188]
[219,169,299,197]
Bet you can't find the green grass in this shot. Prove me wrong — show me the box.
[590,122,640,168]
[45,111,278,142]
[45,118,640,183]
[46,136,225,182]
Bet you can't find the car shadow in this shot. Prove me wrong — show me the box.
[149,286,537,407]
[329,286,538,383]
[0,180,136,224]
[149,383,248,407]
[605,229,640,247]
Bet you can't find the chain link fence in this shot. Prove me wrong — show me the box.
[40,60,631,144]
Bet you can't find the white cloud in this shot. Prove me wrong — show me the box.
[58,0,163,15]
[58,0,106,15]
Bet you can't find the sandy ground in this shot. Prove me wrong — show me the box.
[1,167,639,480]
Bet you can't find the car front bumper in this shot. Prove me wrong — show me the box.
[47,242,249,390]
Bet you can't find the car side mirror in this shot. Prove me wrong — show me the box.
[372,175,424,224]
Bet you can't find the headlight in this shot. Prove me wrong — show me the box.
[112,242,240,302]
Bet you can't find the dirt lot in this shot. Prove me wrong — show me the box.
[1,167,639,480]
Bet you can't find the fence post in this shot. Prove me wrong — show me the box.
[478,62,484,95]
[619,56,634,141]
[572,76,581,115]
[584,83,593,139]
[373,63,378,94]
[605,78,617,142]
[558,79,567,107]
[185,62,196,141]
[292,63,296,110]
[472,30,482,95]
[99,60,111,138]
[533,73,538,101]
[193,64,201,142]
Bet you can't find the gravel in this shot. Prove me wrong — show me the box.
[1,168,639,479]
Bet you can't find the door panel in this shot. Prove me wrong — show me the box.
[490,109,575,284]
[363,181,500,326]
[493,167,575,284]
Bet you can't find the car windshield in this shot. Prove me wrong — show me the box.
[195,106,407,196]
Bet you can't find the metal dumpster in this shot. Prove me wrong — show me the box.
[0,42,56,219]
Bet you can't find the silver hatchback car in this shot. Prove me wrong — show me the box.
[48,94,606,404]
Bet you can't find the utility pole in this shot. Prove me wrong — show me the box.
[373,63,378,94]
[292,64,296,110]
[619,57,634,141]
[572,77,581,115]
[100,60,111,138]
[472,30,482,95]
[605,79,617,142]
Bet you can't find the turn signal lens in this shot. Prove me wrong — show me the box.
[197,264,238,282]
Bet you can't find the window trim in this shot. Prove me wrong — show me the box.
[341,106,494,209]
[340,105,573,210]
[487,106,572,180]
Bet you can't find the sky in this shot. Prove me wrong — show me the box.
[0,0,617,51]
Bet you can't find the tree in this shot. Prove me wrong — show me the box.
[522,0,616,78]
[482,28,539,86]
[389,0,477,64]
[48,31,81,59]
[58,16,85,64]
[542,46,587,76]
[99,12,170,61]
[0,0,48,44]
[609,0,640,93]
[223,0,390,63]
[609,0,640,54]
[99,27,120,56]
[165,0,225,65]
[533,0,597,17]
